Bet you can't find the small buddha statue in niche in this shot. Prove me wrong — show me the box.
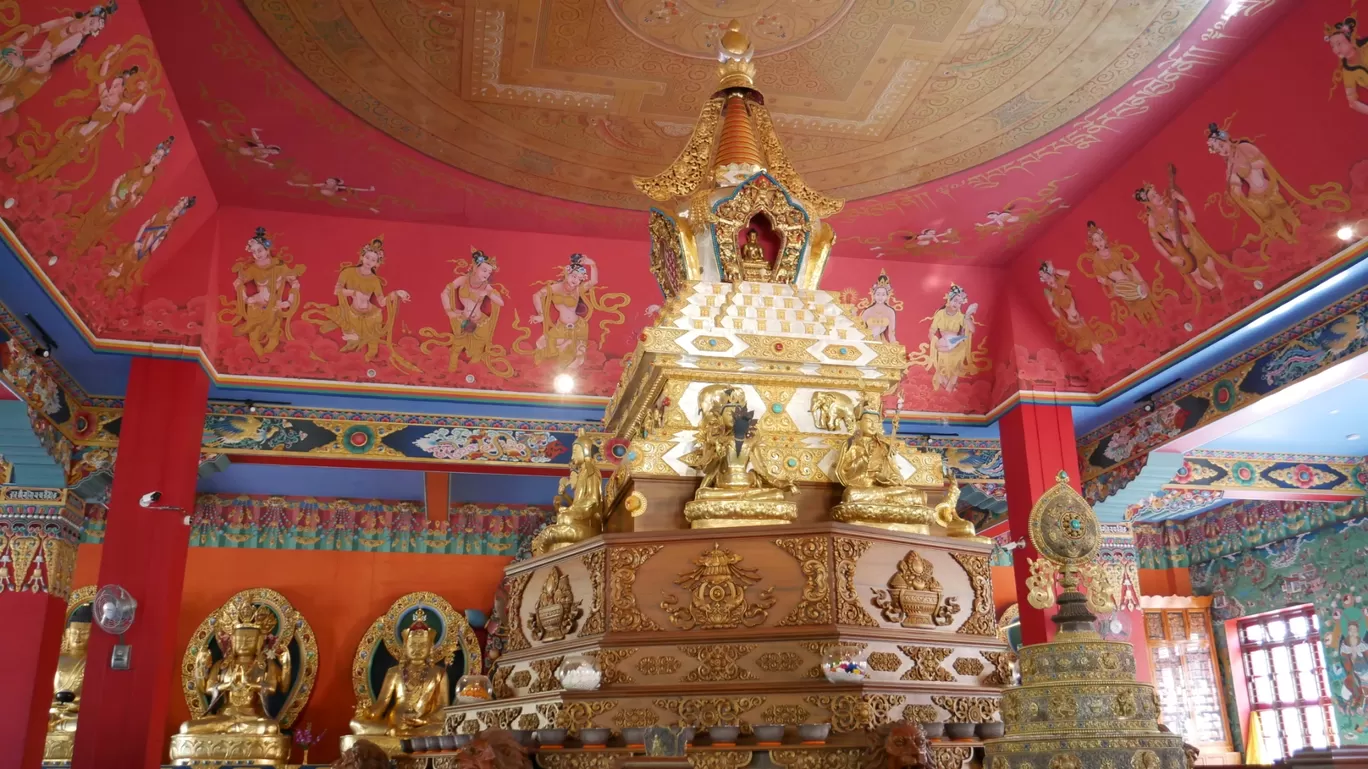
[350,610,450,737]
[48,611,92,733]
[681,384,796,527]
[179,597,289,736]
[531,429,605,554]
[740,229,771,281]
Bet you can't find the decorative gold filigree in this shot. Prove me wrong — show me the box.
[681,644,757,682]
[771,749,862,769]
[982,650,1016,686]
[756,652,804,672]
[931,695,1000,723]
[865,651,902,672]
[632,97,724,203]
[662,543,775,630]
[760,705,812,725]
[690,752,753,769]
[903,704,939,723]
[480,707,523,730]
[539,752,618,769]
[712,174,810,284]
[517,713,541,731]
[557,700,618,732]
[537,703,562,727]
[609,545,664,632]
[580,549,606,636]
[636,655,683,676]
[491,666,515,699]
[591,648,637,685]
[529,656,564,694]
[750,102,844,218]
[933,746,974,769]
[950,551,997,636]
[502,572,533,652]
[1027,557,1060,611]
[653,696,766,728]
[774,536,832,626]
[510,669,531,688]
[872,550,957,628]
[613,707,660,729]
[833,538,878,626]
[804,694,905,732]
[897,646,955,682]
[529,566,584,642]
[953,657,985,677]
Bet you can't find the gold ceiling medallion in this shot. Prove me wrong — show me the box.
[712,174,810,284]
[529,566,584,643]
[661,543,776,630]
[871,550,957,628]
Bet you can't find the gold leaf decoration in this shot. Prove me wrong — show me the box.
[636,655,683,676]
[931,695,1000,723]
[867,651,903,672]
[610,546,664,632]
[897,646,955,682]
[613,707,660,729]
[557,700,618,732]
[591,647,637,685]
[760,704,811,725]
[510,669,532,689]
[833,537,878,626]
[581,549,606,636]
[680,644,758,682]
[952,657,985,677]
[950,551,997,636]
[756,652,804,673]
[774,536,832,626]
[530,656,564,694]
[653,696,765,728]
[502,572,534,652]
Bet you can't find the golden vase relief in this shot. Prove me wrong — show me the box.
[871,550,958,628]
[528,566,584,643]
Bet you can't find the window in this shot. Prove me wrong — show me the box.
[1236,605,1337,762]
[1144,605,1232,750]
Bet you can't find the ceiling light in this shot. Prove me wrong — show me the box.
[553,374,576,394]
[1348,433,1362,441]
[1338,225,1356,242]
[3,197,14,209]
[245,400,257,414]
[34,347,49,359]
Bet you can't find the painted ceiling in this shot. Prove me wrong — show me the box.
[134,0,1288,264]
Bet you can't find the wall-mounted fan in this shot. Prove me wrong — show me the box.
[93,585,137,670]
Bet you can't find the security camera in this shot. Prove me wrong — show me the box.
[139,491,162,508]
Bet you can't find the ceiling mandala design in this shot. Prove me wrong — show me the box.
[246,0,1205,208]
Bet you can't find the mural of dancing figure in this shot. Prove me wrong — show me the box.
[303,236,416,370]
[1039,261,1112,364]
[1326,16,1368,116]
[68,136,171,254]
[19,52,149,183]
[1205,121,1349,257]
[420,248,513,378]
[528,253,597,369]
[98,194,195,295]
[922,284,986,392]
[218,227,305,360]
[0,4,118,116]
[1077,220,1173,327]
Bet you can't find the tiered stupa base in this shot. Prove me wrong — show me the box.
[167,732,291,766]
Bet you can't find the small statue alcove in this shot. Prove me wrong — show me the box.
[738,214,782,282]
[712,172,811,284]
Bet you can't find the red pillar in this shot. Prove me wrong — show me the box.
[0,488,84,769]
[73,358,207,769]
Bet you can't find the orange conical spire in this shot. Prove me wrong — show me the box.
[713,95,764,182]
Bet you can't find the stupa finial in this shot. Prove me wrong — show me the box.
[716,20,755,89]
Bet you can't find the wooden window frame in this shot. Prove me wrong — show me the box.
[1233,604,1338,762]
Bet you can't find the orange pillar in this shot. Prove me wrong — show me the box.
[72,358,207,769]
[0,488,83,769]
[425,471,451,522]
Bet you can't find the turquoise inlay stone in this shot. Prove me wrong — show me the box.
[839,347,848,355]
[786,458,798,468]
[771,403,784,414]
[627,450,639,461]
[708,338,717,346]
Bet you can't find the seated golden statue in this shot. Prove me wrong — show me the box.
[350,609,449,737]
[532,429,605,555]
[170,589,316,766]
[681,384,796,527]
[740,228,770,281]
[44,589,95,764]
[831,394,940,533]
[343,593,483,757]
[934,481,988,541]
[180,597,288,736]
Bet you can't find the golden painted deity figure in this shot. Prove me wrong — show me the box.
[1206,121,1349,258]
[531,429,605,555]
[920,283,986,392]
[303,236,417,371]
[179,597,289,736]
[421,248,512,377]
[1326,17,1368,116]
[0,6,118,116]
[831,393,948,534]
[98,194,195,296]
[220,227,305,359]
[20,56,150,184]
[47,611,91,734]
[681,384,796,527]
[69,136,172,254]
[529,253,598,369]
[1077,221,1171,327]
[1038,262,1111,364]
[857,270,901,343]
[740,229,770,281]
[349,610,449,738]
[1136,170,1244,307]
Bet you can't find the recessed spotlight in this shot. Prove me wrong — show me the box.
[1348,433,1361,441]
[34,347,49,359]
[1338,225,1356,242]
[46,254,57,266]
[553,373,576,394]
[3,197,15,209]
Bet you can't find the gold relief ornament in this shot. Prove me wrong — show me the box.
[810,391,858,433]
[662,543,776,630]
[1023,472,1113,616]
[528,566,584,642]
[871,550,958,628]
[681,384,797,528]
[532,429,606,555]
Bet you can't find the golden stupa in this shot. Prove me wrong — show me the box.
[984,472,1191,769]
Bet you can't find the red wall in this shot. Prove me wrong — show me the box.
[72,543,511,764]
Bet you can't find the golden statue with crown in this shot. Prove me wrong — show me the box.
[447,22,1003,769]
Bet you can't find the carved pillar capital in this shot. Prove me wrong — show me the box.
[0,487,85,601]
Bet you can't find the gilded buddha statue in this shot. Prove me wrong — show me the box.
[350,609,450,738]
[740,229,770,281]
[832,393,983,538]
[48,611,91,734]
[532,429,605,555]
[681,384,797,527]
[179,596,289,737]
